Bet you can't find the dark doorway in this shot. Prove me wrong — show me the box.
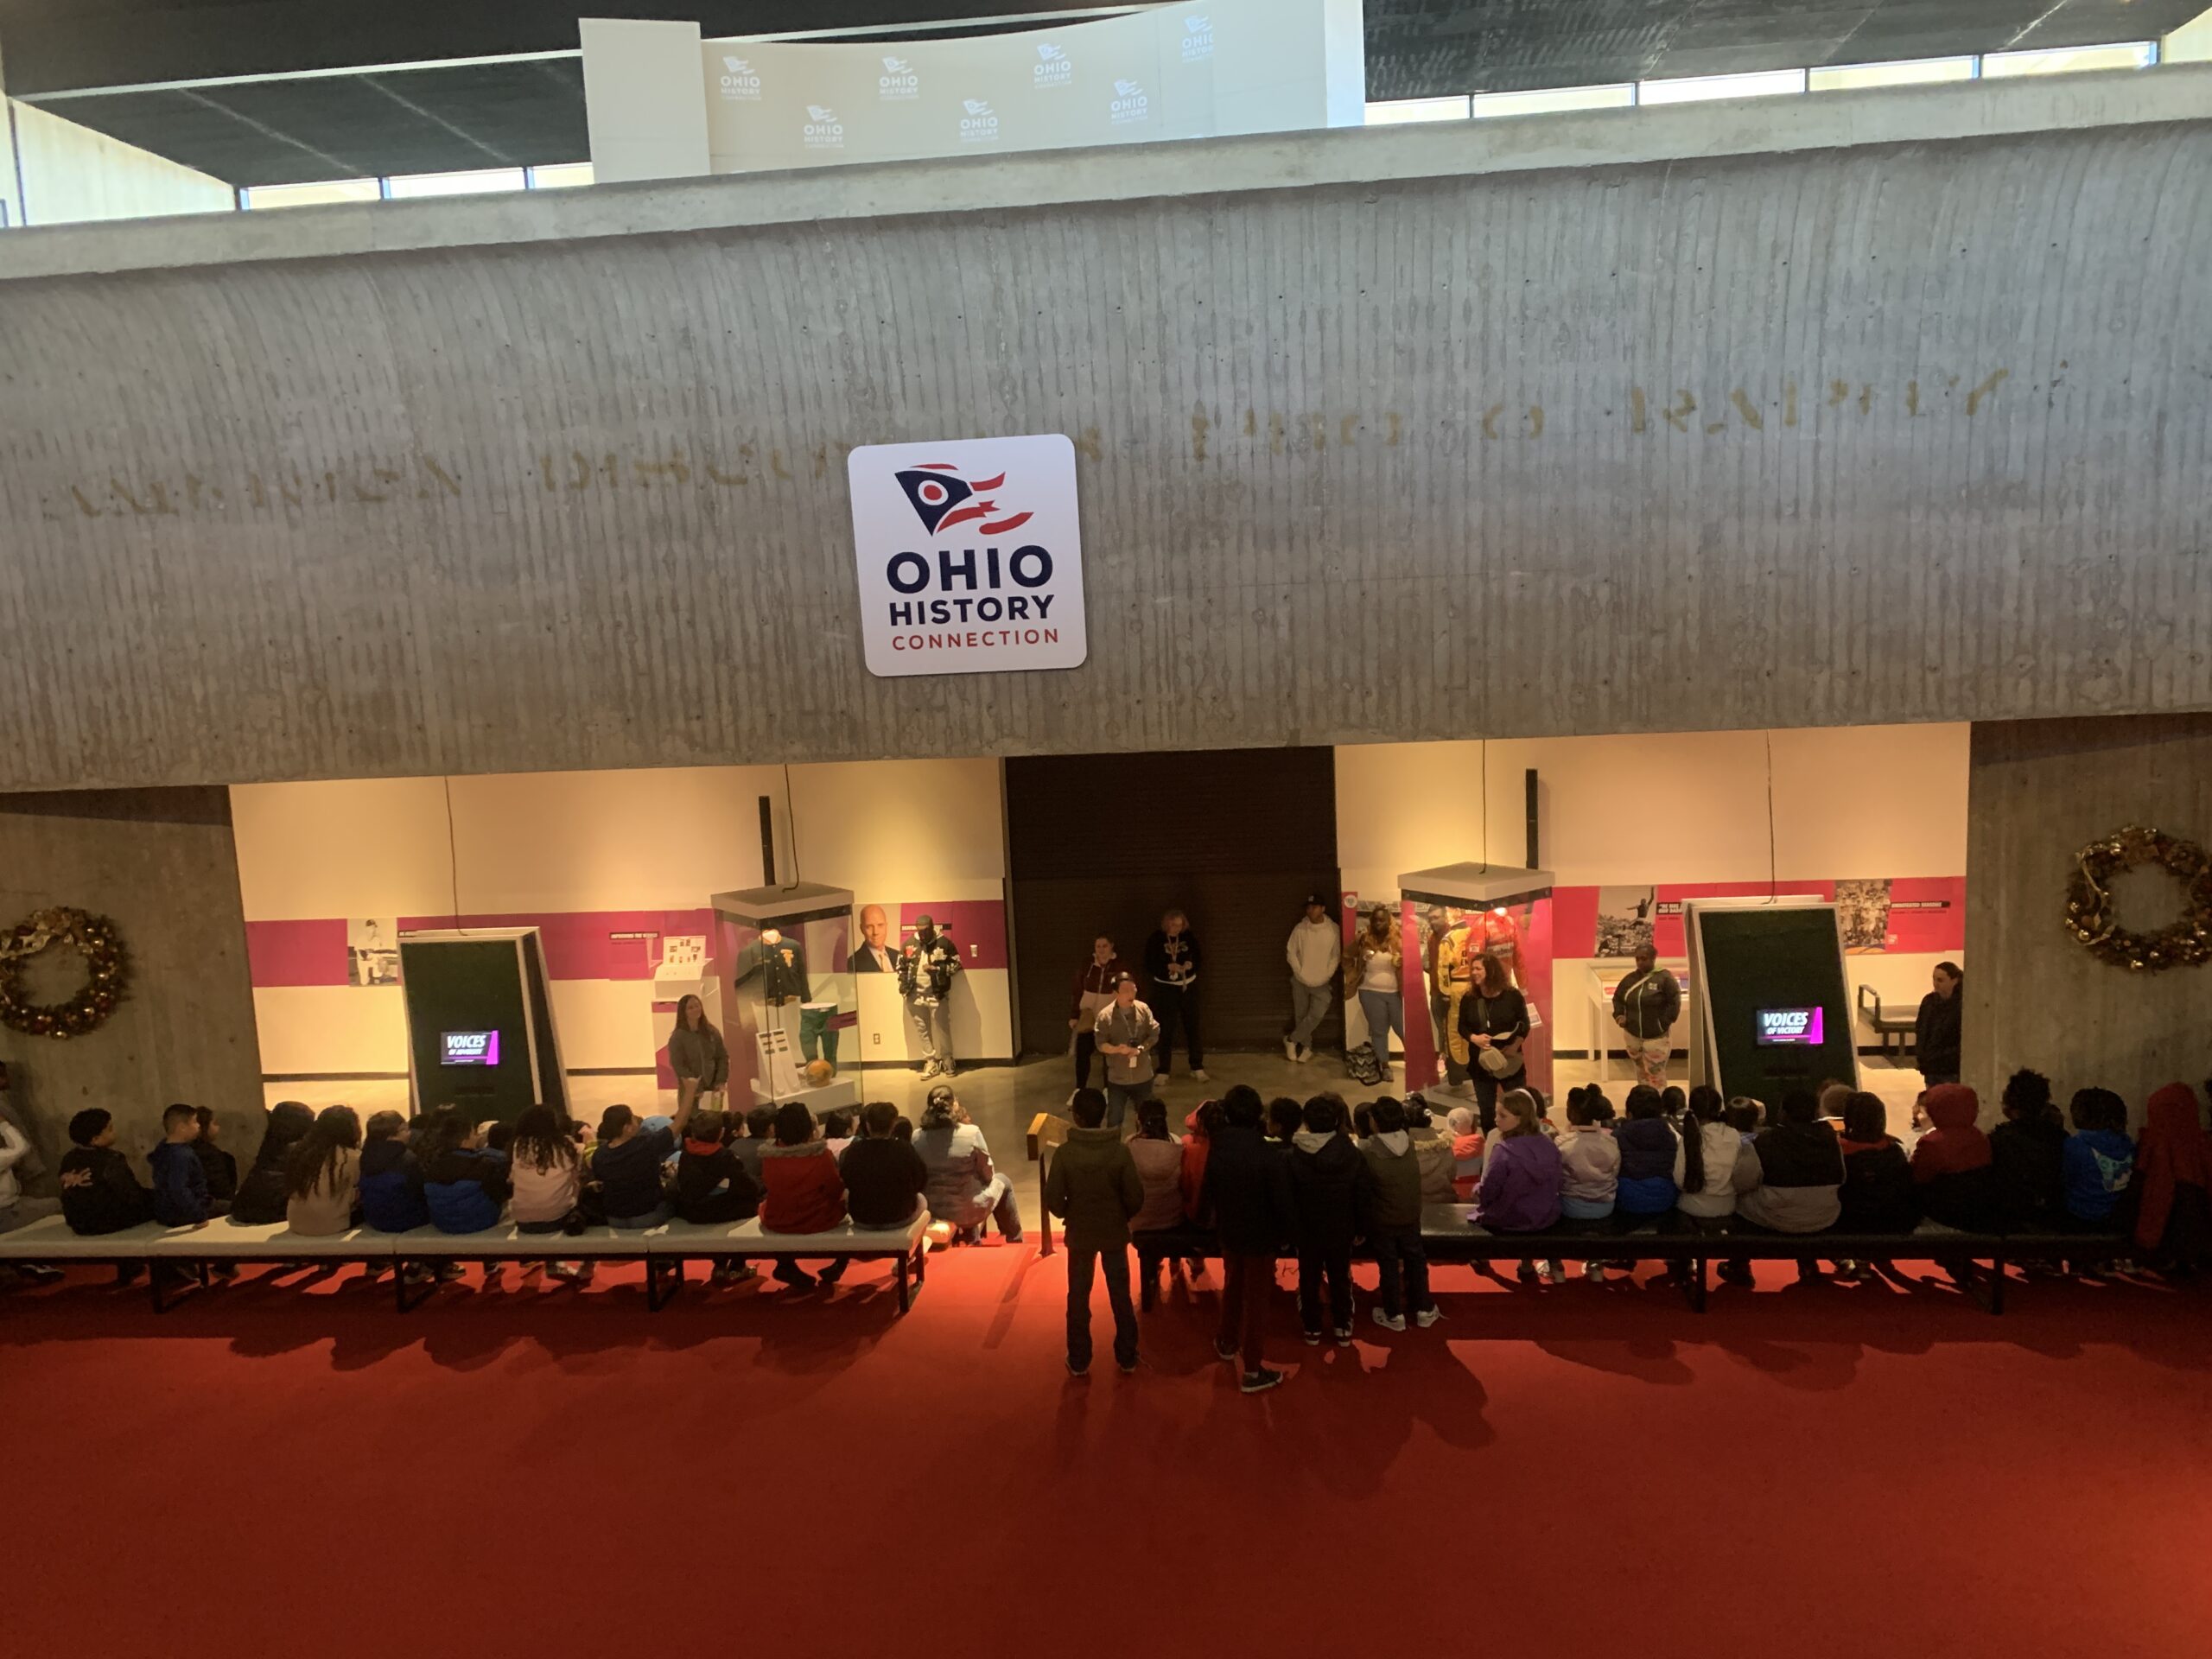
[1006,748,1339,1060]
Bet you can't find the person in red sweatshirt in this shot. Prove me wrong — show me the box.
[759,1102,849,1291]
[2133,1082,2212,1274]
[1179,1099,1223,1227]
[1910,1083,1999,1231]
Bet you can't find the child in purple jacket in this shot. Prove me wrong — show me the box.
[1476,1090,1562,1282]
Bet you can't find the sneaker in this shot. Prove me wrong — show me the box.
[1214,1338,1240,1363]
[435,1262,467,1282]
[1717,1262,1754,1287]
[1065,1357,1089,1378]
[20,1264,63,1285]
[711,1263,758,1285]
[1283,1038,1299,1061]
[1541,1261,1565,1285]
[547,1261,581,1281]
[1240,1367,1286,1395]
[938,1065,957,1082]
[1192,1068,1210,1082]
[1117,1355,1140,1375]
[1584,1262,1607,1283]
[211,1263,240,1283]
[772,1262,817,1289]
[1414,1306,1443,1328]
[480,1265,504,1287]
[1334,1325,1353,1345]
[1294,1046,1313,1065]
[575,1264,596,1287]
[1303,1328,1322,1345]
[1370,1307,1407,1332]
[919,1059,942,1080]
[1516,1262,1542,1286]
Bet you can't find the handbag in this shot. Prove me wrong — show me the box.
[1345,1042,1384,1086]
[1478,1044,1515,1077]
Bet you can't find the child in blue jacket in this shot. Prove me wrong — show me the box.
[2062,1088,2136,1230]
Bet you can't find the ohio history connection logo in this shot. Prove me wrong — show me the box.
[849,435,1087,677]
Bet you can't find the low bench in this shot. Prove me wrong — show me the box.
[1856,982,1918,1064]
[0,1211,931,1315]
[1131,1206,2132,1315]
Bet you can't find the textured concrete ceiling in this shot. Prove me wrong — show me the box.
[3,0,2200,184]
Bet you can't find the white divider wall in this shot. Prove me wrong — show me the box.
[585,1,1363,183]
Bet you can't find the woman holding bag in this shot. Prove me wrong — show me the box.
[1456,952,1529,1134]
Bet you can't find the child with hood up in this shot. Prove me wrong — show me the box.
[1910,1084,1999,1231]
[1357,1096,1437,1332]
[2132,1082,2212,1274]
[229,1101,316,1225]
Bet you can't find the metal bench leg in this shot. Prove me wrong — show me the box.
[1681,1255,1707,1313]
[648,1256,680,1312]
[1989,1250,2007,1315]
[897,1251,911,1314]
[149,1262,172,1315]
[396,1262,436,1313]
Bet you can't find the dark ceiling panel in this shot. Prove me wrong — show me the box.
[9,1,2197,184]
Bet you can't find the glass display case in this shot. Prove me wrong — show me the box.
[710,882,861,1114]
[1398,862,1555,1129]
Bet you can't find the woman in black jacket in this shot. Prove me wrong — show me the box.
[229,1101,315,1224]
[1915,962,1963,1088]
[1457,954,1530,1134]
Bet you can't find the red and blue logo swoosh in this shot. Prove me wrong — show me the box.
[895,463,1034,537]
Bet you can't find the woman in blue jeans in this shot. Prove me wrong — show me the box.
[1346,905,1404,1082]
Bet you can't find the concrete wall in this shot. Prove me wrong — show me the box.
[0,70,2207,792]
[1962,715,2212,1124]
[0,788,265,1185]
[7,101,233,226]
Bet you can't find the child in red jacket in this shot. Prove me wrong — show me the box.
[759,1102,849,1290]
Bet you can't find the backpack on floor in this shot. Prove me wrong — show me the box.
[1345,1042,1385,1087]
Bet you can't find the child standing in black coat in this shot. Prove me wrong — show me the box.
[1287,1095,1363,1344]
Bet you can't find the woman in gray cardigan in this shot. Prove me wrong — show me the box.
[668,995,730,1114]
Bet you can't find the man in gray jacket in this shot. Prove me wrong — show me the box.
[1091,974,1160,1132]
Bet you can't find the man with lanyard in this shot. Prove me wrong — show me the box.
[1143,909,1208,1084]
[1611,941,1681,1090]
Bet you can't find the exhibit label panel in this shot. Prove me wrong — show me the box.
[848,432,1087,678]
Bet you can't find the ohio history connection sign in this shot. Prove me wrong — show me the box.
[848,433,1088,677]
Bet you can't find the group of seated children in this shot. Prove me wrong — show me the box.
[1455,1071,2211,1286]
[35,1079,1027,1294]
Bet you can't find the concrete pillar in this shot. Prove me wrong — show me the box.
[1963,715,2212,1125]
[0,787,264,1186]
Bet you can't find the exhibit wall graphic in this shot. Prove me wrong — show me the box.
[578,2,1364,181]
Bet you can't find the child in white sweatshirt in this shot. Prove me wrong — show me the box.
[1555,1086,1620,1281]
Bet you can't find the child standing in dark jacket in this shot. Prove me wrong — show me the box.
[1287,1095,1363,1344]
[1202,1086,1296,1395]
[1358,1096,1438,1333]
[1044,1088,1145,1376]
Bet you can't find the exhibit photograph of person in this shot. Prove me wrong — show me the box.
[848,903,896,973]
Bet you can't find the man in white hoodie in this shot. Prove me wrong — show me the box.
[1284,894,1342,1064]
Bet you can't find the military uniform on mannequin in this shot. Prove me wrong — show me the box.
[736,928,810,1098]
[898,915,962,1080]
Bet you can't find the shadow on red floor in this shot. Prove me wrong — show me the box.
[6,1249,2209,1658]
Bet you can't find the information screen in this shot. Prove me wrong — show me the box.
[441,1030,500,1066]
[1754,1007,1825,1046]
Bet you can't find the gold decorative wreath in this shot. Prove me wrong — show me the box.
[0,906,130,1038]
[2064,825,2212,972]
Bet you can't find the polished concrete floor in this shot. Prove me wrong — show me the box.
[264,1047,1936,1230]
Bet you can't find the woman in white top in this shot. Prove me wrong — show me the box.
[1344,905,1404,1081]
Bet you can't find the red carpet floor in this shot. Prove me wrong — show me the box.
[7,1250,2209,1659]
